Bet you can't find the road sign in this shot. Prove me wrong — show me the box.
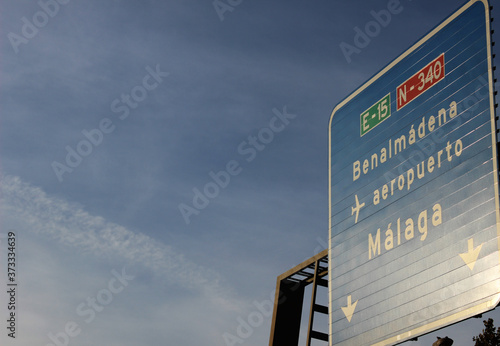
[328,1,499,345]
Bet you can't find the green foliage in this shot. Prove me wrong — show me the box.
[473,318,500,346]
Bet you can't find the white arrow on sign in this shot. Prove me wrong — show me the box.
[459,238,483,271]
[341,295,358,322]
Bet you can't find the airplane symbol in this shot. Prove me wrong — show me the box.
[351,195,365,224]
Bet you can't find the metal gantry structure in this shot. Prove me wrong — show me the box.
[269,249,329,346]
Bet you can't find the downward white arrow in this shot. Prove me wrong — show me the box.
[459,238,483,271]
[341,295,358,323]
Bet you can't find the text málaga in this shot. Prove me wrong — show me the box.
[368,203,442,259]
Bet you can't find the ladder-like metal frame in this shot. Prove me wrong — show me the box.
[269,249,328,346]
[306,254,329,345]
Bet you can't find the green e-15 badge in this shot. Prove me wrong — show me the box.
[360,93,391,136]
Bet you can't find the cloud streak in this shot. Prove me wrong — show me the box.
[0,174,237,307]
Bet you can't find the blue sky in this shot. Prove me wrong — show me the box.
[1,0,500,345]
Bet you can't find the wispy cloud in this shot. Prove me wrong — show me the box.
[0,174,237,307]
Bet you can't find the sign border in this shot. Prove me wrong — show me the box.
[328,1,499,344]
